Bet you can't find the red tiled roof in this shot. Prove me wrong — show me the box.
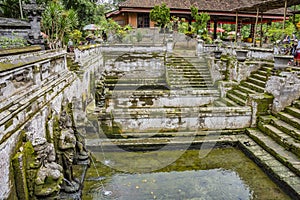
[119,0,297,13]
[119,0,264,11]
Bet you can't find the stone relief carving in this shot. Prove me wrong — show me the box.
[32,137,63,198]
[266,72,300,113]
[55,101,90,193]
[12,136,63,200]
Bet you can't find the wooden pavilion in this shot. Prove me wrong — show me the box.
[106,0,300,41]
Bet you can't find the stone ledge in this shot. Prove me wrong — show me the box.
[0,45,41,57]
[0,51,65,73]
[239,135,300,199]
[0,72,76,144]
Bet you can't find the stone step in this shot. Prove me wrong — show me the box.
[292,100,300,109]
[241,81,265,93]
[106,84,169,90]
[169,78,212,83]
[239,134,300,199]
[105,79,166,84]
[247,77,266,88]
[251,73,268,82]
[226,92,247,106]
[168,66,210,71]
[228,89,248,100]
[102,106,251,118]
[167,69,209,74]
[262,124,300,158]
[237,85,257,94]
[168,74,211,78]
[213,100,227,107]
[169,81,212,85]
[171,85,214,89]
[246,128,300,177]
[167,63,208,71]
[168,75,211,79]
[212,97,240,107]
[277,112,300,130]
[261,65,274,71]
[270,118,300,141]
[169,74,211,77]
[220,97,240,107]
[256,69,268,76]
[285,106,300,119]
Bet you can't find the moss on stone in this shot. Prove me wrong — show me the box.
[12,141,37,200]
[4,118,13,129]
[12,151,29,200]
[0,45,41,57]
[256,95,274,116]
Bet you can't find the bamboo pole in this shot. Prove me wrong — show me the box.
[235,11,238,46]
[19,0,23,19]
[260,13,263,47]
[283,0,288,29]
[253,7,259,46]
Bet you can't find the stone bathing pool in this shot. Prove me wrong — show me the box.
[82,51,294,199]
[83,146,290,200]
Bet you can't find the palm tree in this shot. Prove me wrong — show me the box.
[41,1,78,49]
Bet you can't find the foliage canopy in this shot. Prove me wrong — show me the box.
[149,3,170,28]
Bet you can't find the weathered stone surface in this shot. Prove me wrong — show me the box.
[0,47,102,198]
[266,72,300,113]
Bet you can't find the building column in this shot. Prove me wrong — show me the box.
[213,18,218,39]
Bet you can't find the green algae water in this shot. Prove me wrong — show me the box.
[82,147,290,200]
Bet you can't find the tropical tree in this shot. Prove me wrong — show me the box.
[41,1,78,49]
[266,21,296,43]
[0,0,21,18]
[190,6,210,38]
[150,3,170,31]
[68,29,82,45]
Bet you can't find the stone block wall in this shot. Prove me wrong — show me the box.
[0,17,31,48]
[0,46,103,199]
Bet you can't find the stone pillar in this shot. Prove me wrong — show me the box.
[213,19,218,40]
[248,93,273,127]
[33,64,42,85]
[166,35,173,53]
[196,36,204,55]
[265,72,300,113]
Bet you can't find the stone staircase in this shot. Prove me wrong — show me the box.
[166,54,215,90]
[213,64,272,107]
[97,51,253,138]
[246,99,300,178]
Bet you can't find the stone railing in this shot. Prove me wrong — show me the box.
[248,47,274,61]
[0,50,67,104]
[0,45,43,62]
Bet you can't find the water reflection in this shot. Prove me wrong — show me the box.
[93,169,252,200]
[84,147,291,200]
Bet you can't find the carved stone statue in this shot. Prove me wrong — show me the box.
[22,0,44,46]
[58,111,80,192]
[95,77,106,107]
[32,137,63,198]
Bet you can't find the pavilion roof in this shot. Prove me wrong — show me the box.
[119,0,255,11]
[119,0,291,13]
[233,0,300,12]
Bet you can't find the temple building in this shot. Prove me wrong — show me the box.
[106,0,298,40]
